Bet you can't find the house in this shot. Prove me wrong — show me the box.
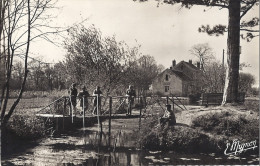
[151,60,202,96]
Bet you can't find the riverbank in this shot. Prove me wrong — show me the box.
[136,104,259,155]
[2,114,259,165]
[1,100,259,165]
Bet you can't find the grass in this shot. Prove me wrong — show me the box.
[135,103,259,154]
[191,110,259,141]
[244,98,259,114]
[8,90,68,99]
[134,115,225,153]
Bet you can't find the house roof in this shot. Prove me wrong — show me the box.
[153,60,199,82]
[173,60,200,71]
[182,61,200,70]
[171,70,191,81]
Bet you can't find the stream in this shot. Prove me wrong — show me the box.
[2,118,259,165]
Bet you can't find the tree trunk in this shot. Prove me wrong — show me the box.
[222,0,240,104]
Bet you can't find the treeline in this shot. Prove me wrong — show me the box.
[10,25,164,96]
[190,43,257,96]
[201,60,257,95]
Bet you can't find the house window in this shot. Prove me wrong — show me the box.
[165,74,169,81]
[165,86,169,92]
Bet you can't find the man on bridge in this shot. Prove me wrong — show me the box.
[126,85,136,116]
[78,86,90,114]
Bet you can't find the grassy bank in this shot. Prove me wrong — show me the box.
[191,109,259,141]
[135,116,226,153]
[135,104,259,154]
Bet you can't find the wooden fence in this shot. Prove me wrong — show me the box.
[201,93,246,106]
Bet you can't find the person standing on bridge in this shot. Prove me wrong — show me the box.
[126,85,136,115]
[93,86,102,115]
[78,85,90,115]
[69,83,78,116]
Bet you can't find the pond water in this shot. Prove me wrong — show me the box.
[2,118,259,165]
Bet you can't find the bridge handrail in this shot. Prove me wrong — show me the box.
[36,96,65,114]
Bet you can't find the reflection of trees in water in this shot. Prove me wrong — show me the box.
[79,129,142,166]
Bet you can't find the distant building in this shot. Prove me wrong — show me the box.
[151,60,202,96]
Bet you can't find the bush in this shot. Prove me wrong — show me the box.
[135,115,223,153]
[7,114,47,140]
[191,111,259,141]
[244,99,259,114]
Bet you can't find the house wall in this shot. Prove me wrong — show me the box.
[152,69,183,96]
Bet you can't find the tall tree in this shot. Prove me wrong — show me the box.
[0,0,59,126]
[137,0,259,104]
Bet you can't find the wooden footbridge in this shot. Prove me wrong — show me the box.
[35,95,188,132]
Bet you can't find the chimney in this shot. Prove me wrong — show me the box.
[197,62,200,69]
[189,60,192,64]
[172,60,176,68]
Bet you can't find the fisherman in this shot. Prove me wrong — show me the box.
[78,85,90,114]
[126,85,136,115]
[93,86,102,115]
[160,104,176,127]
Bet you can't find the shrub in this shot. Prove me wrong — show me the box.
[7,114,47,140]
[191,111,259,141]
[135,115,222,153]
[244,99,259,114]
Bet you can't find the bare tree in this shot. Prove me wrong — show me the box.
[189,43,215,72]
[0,0,60,126]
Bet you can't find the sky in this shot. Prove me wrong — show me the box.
[30,0,259,87]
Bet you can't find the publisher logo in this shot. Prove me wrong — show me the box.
[224,139,258,155]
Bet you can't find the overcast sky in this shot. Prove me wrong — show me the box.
[30,0,259,86]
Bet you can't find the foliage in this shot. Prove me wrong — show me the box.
[244,99,259,114]
[6,114,47,140]
[135,115,224,153]
[191,111,259,141]
[62,25,163,97]
[203,61,225,93]
[239,72,255,94]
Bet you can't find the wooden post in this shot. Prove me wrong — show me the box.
[139,106,142,130]
[130,98,132,116]
[172,97,174,111]
[108,96,112,149]
[56,117,59,132]
[144,96,146,113]
[97,95,100,129]
[97,95,102,136]
[206,93,209,107]
[63,97,66,131]
[83,95,85,128]
[69,95,74,123]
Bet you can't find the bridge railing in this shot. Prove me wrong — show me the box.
[36,95,187,118]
